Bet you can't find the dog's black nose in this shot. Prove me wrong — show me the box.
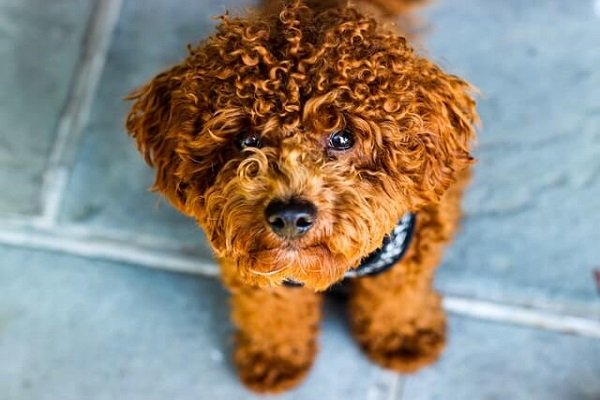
[265,199,316,239]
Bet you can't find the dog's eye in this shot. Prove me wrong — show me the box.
[237,132,262,150]
[328,129,355,151]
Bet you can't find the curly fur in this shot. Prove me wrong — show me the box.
[126,0,477,393]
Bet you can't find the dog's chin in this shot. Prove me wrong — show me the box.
[235,245,353,291]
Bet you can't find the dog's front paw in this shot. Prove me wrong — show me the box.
[234,337,316,393]
[358,324,446,373]
[350,286,448,373]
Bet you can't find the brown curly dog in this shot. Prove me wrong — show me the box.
[126,0,477,393]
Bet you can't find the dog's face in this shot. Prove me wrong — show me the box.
[126,3,476,290]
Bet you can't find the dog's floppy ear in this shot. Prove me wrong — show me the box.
[406,59,478,204]
[125,65,190,212]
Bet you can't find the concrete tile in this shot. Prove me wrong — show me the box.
[420,0,600,309]
[402,316,600,400]
[0,0,95,214]
[0,245,392,400]
[59,0,254,251]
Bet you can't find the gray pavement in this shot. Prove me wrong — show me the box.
[1,245,599,400]
[424,0,600,314]
[0,0,95,214]
[1,0,599,398]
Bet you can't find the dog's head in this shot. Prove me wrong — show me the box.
[126,1,477,290]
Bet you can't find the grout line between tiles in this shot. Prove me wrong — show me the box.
[444,296,600,339]
[366,371,402,400]
[0,224,216,276]
[388,374,403,400]
[38,0,124,228]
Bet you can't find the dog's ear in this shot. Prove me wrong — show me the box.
[405,60,478,204]
[125,65,190,212]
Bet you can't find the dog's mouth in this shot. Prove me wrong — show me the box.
[246,243,330,279]
[248,243,324,256]
[237,243,350,290]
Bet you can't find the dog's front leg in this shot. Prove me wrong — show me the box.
[227,282,322,393]
[348,173,468,373]
[349,268,447,373]
[348,205,455,373]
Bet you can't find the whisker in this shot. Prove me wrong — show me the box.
[249,267,287,276]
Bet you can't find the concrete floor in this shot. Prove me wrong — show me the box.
[1,0,599,398]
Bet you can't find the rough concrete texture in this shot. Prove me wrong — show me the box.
[1,245,598,399]
[58,0,234,248]
[0,0,95,214]
[421,0,600,312]
[0,245,397,400]
[403,316,600,400]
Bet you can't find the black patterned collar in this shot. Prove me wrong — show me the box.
[284,213,416,286]
[343,213,416,279]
